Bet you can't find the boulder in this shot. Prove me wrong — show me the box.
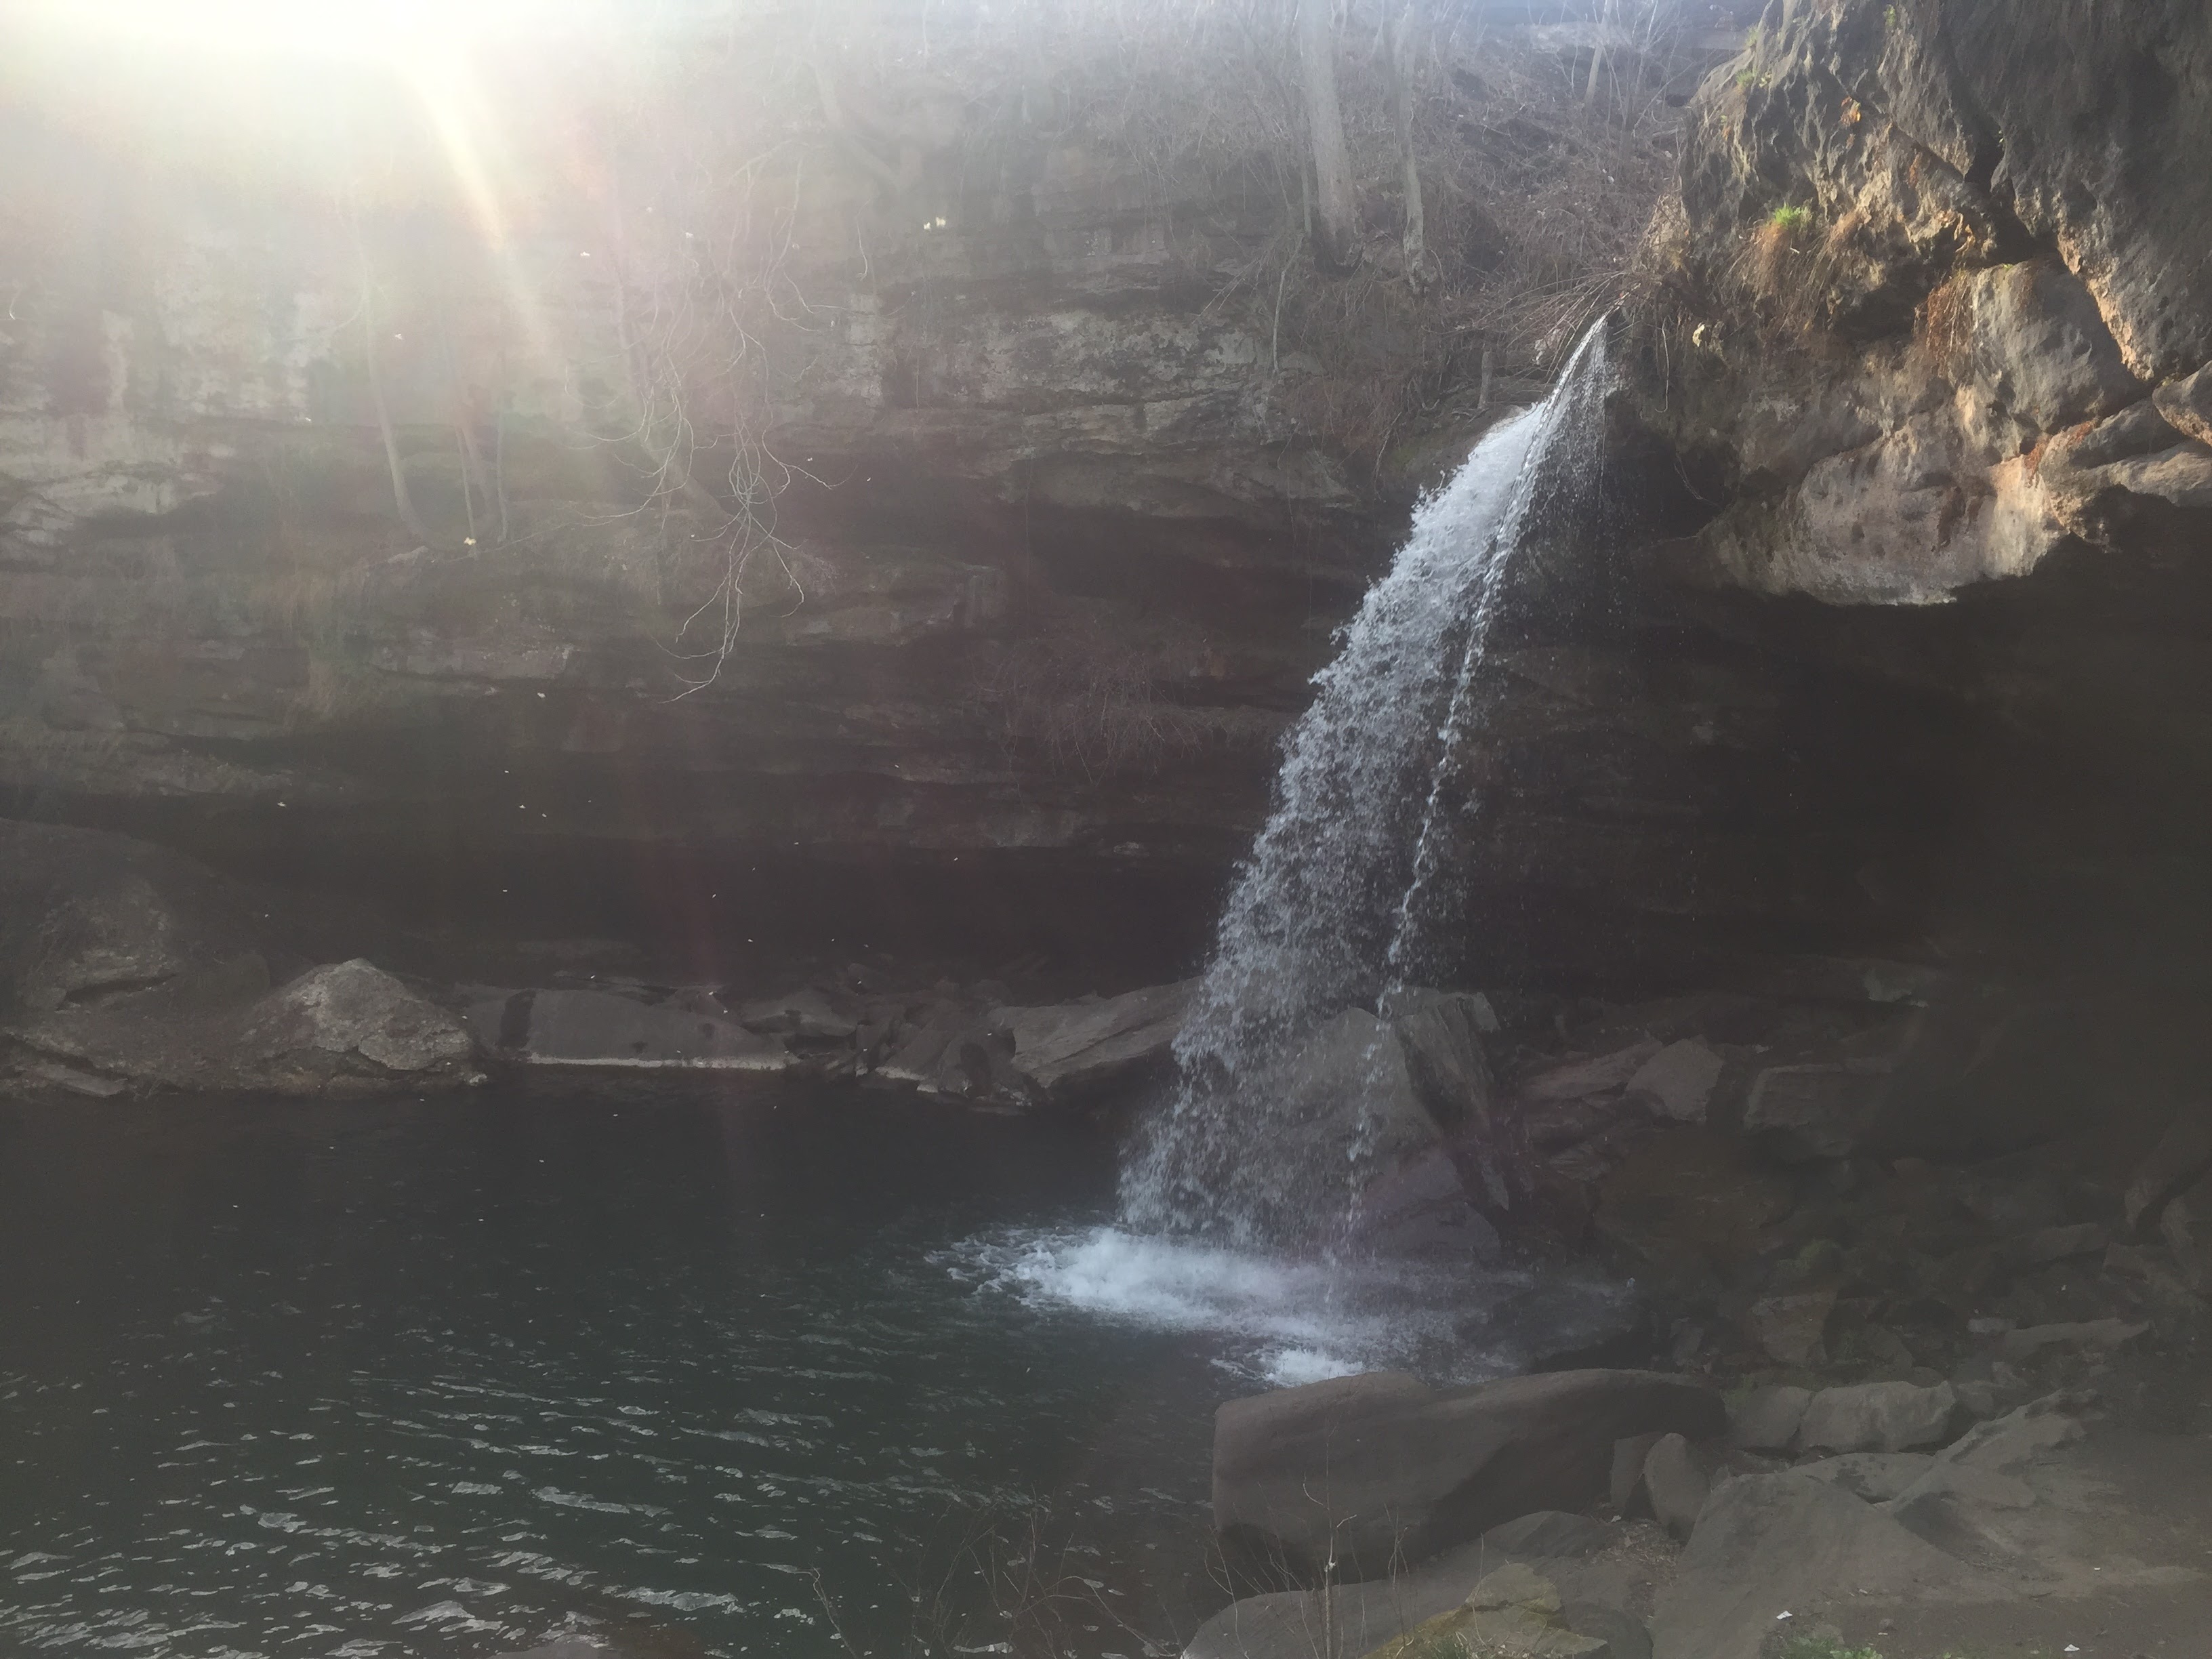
[1725,1385,1810,1453]
[1650,1474,1982,1659]
[992,979,1193,1102]
[9,958,478,1096]
[1343,1145,1501,1263]
[1623,1040,1725,1124]
[1212,1368,1725,1582]
[1379,988,1502,1131]
[471,987,791,1071]
[1795,1382,1961,1454]
[232,960,476,1091]
[1639,1433,1708,1540]
[1255,1008,1458,1236]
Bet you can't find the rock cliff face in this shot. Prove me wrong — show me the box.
[4,0,2209,1004]
[5,8,1483,966]
[1576,0,2212,994]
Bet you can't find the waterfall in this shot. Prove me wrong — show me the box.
[1122,320,1617,1248]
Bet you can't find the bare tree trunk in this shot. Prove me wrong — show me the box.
[1584,0,1616,105]
[1387,0,1431,293]
[1296,0,1361,274]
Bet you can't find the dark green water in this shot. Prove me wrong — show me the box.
[0,1080,1233,1659]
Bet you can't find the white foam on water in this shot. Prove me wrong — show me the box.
[956,1225,1502,1386]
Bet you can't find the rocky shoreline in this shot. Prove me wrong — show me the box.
[12,811,2211,1659]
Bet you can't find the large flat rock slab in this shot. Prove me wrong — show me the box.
[1214,1368,1724,1581]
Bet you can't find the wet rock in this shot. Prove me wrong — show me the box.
[1346,1146,1501,1263]
[472,988,791,1071]
[1796,1382,1961,1454]
[1725,1385,1810,1453]
[1212,1368,1724,1582]
[1623,1040,1725,1124]
[1380,988,1502,1131]
[1746,1289,1836,1368]
[993,979,1193,1103]
[1650,1473,1981,1659]
[2123,1111,2212,1235]
[1264,1008,1455,1225]
[1640,1433,1708,1540]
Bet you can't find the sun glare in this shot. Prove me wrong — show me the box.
[18,0,554,59]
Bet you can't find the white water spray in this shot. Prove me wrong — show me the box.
[1123,321,1618,1246]
[979,324,1626,1382]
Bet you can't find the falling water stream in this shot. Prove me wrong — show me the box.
[1007,321,1624,1375]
